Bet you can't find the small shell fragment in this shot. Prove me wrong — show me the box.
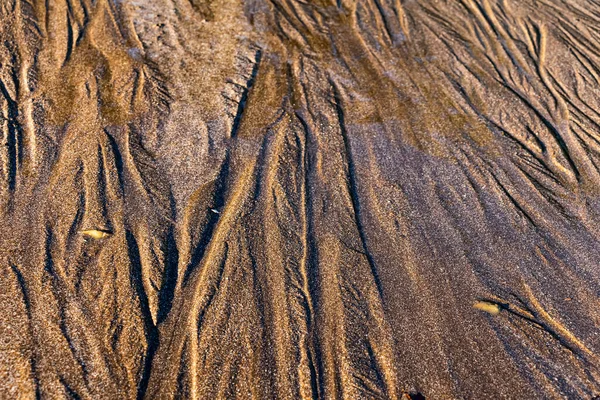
[80,229,111,239]
[473,301,501,315]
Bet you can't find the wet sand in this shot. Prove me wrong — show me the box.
[1,0,600,398]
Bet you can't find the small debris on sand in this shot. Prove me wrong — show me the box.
[473,301,502,315]
[80,229,111,239]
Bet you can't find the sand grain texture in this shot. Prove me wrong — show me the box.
[1,0,600,398]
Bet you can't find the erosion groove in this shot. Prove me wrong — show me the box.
[2,0,600,399]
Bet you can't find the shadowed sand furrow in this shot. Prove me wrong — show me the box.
[3,0,600,399]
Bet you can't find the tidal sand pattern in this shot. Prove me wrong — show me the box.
[1,0,600,398]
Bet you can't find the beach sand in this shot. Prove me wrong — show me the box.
[1,0,600,398]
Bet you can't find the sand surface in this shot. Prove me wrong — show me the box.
[1,0,600,398]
